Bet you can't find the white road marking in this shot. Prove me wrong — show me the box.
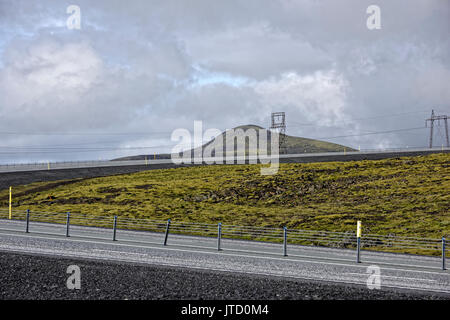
[344,272,438,282]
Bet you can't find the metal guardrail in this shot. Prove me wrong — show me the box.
[0,147,449,172]
[0,208,447,270]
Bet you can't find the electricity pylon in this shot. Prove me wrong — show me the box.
[426,109,449,148]
[270,112,287,153]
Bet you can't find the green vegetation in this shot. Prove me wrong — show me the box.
[1,153,449,254]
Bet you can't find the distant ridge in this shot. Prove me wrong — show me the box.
[113,124,355,161]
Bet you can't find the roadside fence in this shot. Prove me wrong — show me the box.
[0,208,447,270]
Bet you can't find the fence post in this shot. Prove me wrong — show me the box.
[283,226,287,257]
[356,221,361,263]
[218,223,222,251]
[66,212,70,237]
[25,209,30,233]
[443,237,446,271]
[9,186,12,220]
[163,219,171,246]
[112,216,117,241]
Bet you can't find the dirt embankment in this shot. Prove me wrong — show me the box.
[1,150,448,192]
[0,163,193,191]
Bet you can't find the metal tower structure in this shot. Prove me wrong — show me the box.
[270,112,287,153]
[426,109,449,148]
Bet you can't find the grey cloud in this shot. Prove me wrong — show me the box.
[0,0,449,162]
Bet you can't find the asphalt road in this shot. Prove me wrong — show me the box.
[1,251,446,300]
[0,219,448,296]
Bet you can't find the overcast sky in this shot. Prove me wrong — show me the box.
[0,0,449,163]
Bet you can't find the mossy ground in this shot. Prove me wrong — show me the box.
[1,154,449,254]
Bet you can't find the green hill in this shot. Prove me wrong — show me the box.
[2,153,449,256]
[114,124,354,160]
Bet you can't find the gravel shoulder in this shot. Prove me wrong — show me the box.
[0,251,447,300]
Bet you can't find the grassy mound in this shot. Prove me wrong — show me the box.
[114,124,354,160]
[1,154,449,240]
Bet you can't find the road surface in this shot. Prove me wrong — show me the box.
[0,219,448,295]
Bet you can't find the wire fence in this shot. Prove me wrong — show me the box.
[0,147,448,172]
[0,208,447,263]
[361,233,443,253]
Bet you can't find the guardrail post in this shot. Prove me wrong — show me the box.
[218,223,222,251]
[112,216,117,241]
[9,186,12,220]
[66,212,70,237]
[443,237,446,270]
[163,219,171,246]
[25,209,30,233]
[356,237,361,263]
[356,221,361,263]
[283,226,287,257]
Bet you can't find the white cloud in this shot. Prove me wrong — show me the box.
[0,0,448,162]
[186,23,331,79]
[0,39,102,127]
[252,70,350,126]
[2,40,101,102]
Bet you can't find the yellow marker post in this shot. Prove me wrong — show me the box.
[356,220,361,263]
[357,220,362,238]
[9,186,12,220]
[47,161,50,170]
[344,147,346,155]
[145,156,148,165]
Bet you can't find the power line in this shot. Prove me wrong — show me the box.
[0,126,428,155]
[2,109,448,137]
[311,126,427,140]
[0,144,192,154]
[0,131,174,136]
[288,110,433,129]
